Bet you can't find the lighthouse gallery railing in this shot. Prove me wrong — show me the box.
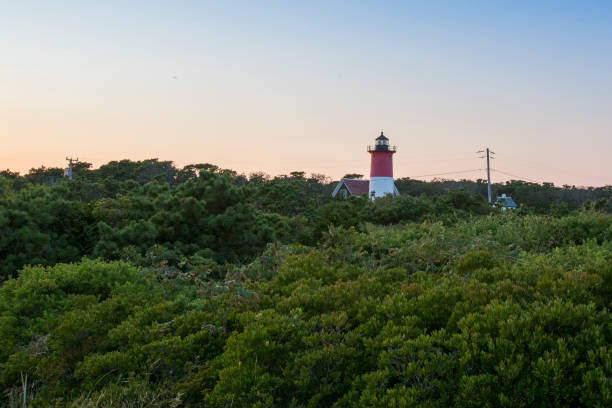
[367,145,397,153]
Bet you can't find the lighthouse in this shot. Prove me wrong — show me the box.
[367,131,399,199]
[331,131,400,200]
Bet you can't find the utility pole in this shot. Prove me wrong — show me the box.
[477,148,495,204]
[65,157,79,180]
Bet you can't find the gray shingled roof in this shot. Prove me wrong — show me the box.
[497,195,518,207]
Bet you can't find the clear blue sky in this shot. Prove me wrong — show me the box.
[1,1,611,186]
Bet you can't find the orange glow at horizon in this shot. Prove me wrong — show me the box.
[1,2,611,187]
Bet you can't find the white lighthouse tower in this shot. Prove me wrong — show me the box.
[367,132,399,199]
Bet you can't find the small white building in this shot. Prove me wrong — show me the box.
[495,193,518,211]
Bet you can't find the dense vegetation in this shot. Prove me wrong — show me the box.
[0,159,610,407]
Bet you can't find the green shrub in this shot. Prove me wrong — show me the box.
[1,210,611,407]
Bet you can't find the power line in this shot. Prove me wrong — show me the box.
[409,169,485,178]
[492,152,593,180]
[493,168,540,184]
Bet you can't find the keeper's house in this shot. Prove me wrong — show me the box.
[332,178,370,199]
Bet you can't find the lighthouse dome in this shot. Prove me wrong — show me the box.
[376,131,389,142]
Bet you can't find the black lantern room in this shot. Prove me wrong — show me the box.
[367,131,396,153]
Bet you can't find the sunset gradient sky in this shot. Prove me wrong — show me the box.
[2,1,611,186]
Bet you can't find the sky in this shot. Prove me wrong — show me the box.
[1,1,611,186]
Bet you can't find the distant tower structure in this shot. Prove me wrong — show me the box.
[367,132,399,199]
[65,157,79,180]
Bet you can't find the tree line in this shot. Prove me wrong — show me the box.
[0,158,611,406]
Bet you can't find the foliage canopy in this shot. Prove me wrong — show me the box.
[0,160,611,406]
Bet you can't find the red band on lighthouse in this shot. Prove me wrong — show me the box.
[370,151,394,178]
